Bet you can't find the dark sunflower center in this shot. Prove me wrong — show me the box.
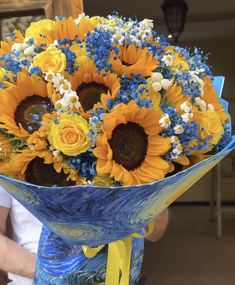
[14,95,53,134]
[76,82,109,112]
[121,60,133,67]
[25,157,75,187]
[108,122,148,171]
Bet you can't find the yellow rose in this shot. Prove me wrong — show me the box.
[200,110,224,145]
[48,113,91,156]
[33,46,66,73]
[70,43,89,68]
[25,19,55,43]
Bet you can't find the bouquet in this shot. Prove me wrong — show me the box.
[0,13,234,285]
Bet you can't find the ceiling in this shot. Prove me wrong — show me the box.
[84,0,235,41]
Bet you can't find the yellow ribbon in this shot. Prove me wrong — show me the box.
[82,221,155,285]
[105,236,132,285]
[82,245,105,258]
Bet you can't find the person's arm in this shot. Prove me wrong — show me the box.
[145,209,169,242]
[0,206,36,278]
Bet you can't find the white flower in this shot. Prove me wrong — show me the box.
[189,71,205,97]
[53,150,60,157]
[11,43,24,52]
[161,79,172,90]
[174,124,184,134]
[159,114,171,128]
[194,97,207,111]
[74,13,88,25]
[208,104,214,111]
[23,45,35,56]
[180,101,192,113]
[181,113,193,123]
[151,72,163,82]
[59,81,72,95]
[162,54,173,67]
[139,19,154,31]
[51,73,65,91]
[152,82,162,92]
[172,143,183,156]
[45,71,55,82]
[199,101,206,112]
[170,136,180,144]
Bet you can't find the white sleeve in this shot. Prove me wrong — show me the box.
[0,185,12,208]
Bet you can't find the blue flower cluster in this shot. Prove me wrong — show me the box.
[67,150,97,180]
[215,124,232,153]
[0,54,22,74]
[86,29,118,73]
[175,72,201,98]
[107,74,152,110]
[60,47,76,74]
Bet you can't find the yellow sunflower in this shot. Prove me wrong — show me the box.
[110,44,158,77]
[0,30,23,57]
[203,77,229,124]
[139,83,161,109]
[34,17,98,46]
[66,61,120,116]
[93,101,171,186]
[162,84,191,113]
[8,148,77,186]
[0,133,12,160]
[0,72,57,138]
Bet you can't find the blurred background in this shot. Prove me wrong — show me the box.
[0,0,234,284]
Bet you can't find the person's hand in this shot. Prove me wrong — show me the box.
[145,209,169,242]
[0,206,37,278]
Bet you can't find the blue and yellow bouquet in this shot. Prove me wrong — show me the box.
[0,13,234,285]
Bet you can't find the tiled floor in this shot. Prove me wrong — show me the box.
[141,206,235,285]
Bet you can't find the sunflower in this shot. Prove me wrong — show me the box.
[34,17,98,46]
[0,30,23,57]
[66,62,120,116]
[0,72,57,138]
[110,44,158,77]
[0,132,13,160]
[93,101,171,186]
[162,84,191,113]
[203,77,229,124]
[7,148,77,186]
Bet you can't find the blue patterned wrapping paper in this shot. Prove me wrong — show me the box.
[0,136,234,246]
[0,77,234,284]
